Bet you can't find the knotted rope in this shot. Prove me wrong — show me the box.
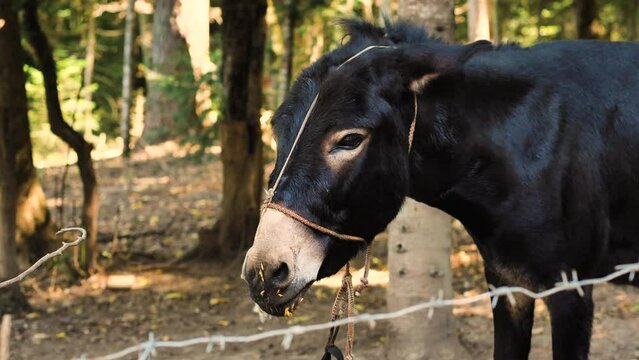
[323,246,372,360]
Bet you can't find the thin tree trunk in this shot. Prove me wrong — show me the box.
[626,0,637,41]
[83,1,96,105]
[23,0,100,274]
[468,0,491,41]
[194,0,266,260]
[138,10,153,68]
[576,0,597,39]
[0,0,30,312]
[277,0,295,104]
[387,1,463,359]
[490,0,499,44]
[121,0,135,157]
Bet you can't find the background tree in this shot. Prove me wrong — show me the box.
[23,0,100,274]
[142,0,196,144]
[387,1,464,359]
[468,0,491,41]
[83,0,97,108]
[0,0,58,270]
[193,0,267,259]
[576,0,597,39]
[275,0,297,103]
[178,0,212,122]
[0,0,31,311]
[121,0,135,157]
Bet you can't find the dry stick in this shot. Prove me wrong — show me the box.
[76,260,639,360]
[0,228,86,290]
[0,315,10,360]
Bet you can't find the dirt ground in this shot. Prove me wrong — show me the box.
[10,143,639,359]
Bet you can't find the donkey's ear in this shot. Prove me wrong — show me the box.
[397,40,492,89]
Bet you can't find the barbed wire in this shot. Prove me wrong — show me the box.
[0,227,86,290]
[73,259,638,360]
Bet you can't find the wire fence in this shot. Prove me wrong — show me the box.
[1,227,637,360]
[79,259,638,360]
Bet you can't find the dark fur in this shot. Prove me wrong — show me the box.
[267,19,639,359]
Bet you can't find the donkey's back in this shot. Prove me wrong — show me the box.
[465,40,639,280]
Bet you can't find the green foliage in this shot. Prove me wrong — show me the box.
[498,0,575,45]
[24,56,97,162]
[22,0,124,163]
[17,0,639,163]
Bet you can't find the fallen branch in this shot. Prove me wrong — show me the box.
[0,228,86,290]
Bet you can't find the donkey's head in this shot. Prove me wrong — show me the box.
[243,20,491,316]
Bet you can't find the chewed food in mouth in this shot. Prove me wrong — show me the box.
[253,281,314,317]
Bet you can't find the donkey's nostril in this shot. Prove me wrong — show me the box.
[270,262,291,288]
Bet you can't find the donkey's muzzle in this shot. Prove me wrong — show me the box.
[243,208,328,316]
[243,247,294,297]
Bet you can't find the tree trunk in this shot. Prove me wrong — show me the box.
[23,0,100,274]
[194,0,266,259]
[397,0,455,42]
[490,0,499,44]
[277,0,296,104]
[387,1,464,359]
[176,0,213,121]
[83,0,96,105]
[468,0,491,41]
[14,140,56,269]
[0,3,55,268]
[3,0,56,269]
[576,0,597,39]
[625,0,639,41]
[121,0,135,157]
[142,0,195,144]
[0,0,31,312]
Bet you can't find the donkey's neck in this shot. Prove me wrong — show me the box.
[403,74,521,239]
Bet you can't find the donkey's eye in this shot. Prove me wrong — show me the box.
[335,133,365,150]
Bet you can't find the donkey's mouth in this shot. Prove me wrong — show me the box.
[261,281,314,317]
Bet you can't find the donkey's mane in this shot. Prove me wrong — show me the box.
[296,19,443,85]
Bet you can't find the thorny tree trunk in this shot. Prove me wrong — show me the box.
[194,0,266,259]
[23,0,100,274]
[576,0,597,39]
[142,0,195,144]
[121,0,135,157]
[387,1,465,359]
[0,0,31,312]
[468,0,491,41]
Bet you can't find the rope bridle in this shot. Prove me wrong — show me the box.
[260,45,419,360]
